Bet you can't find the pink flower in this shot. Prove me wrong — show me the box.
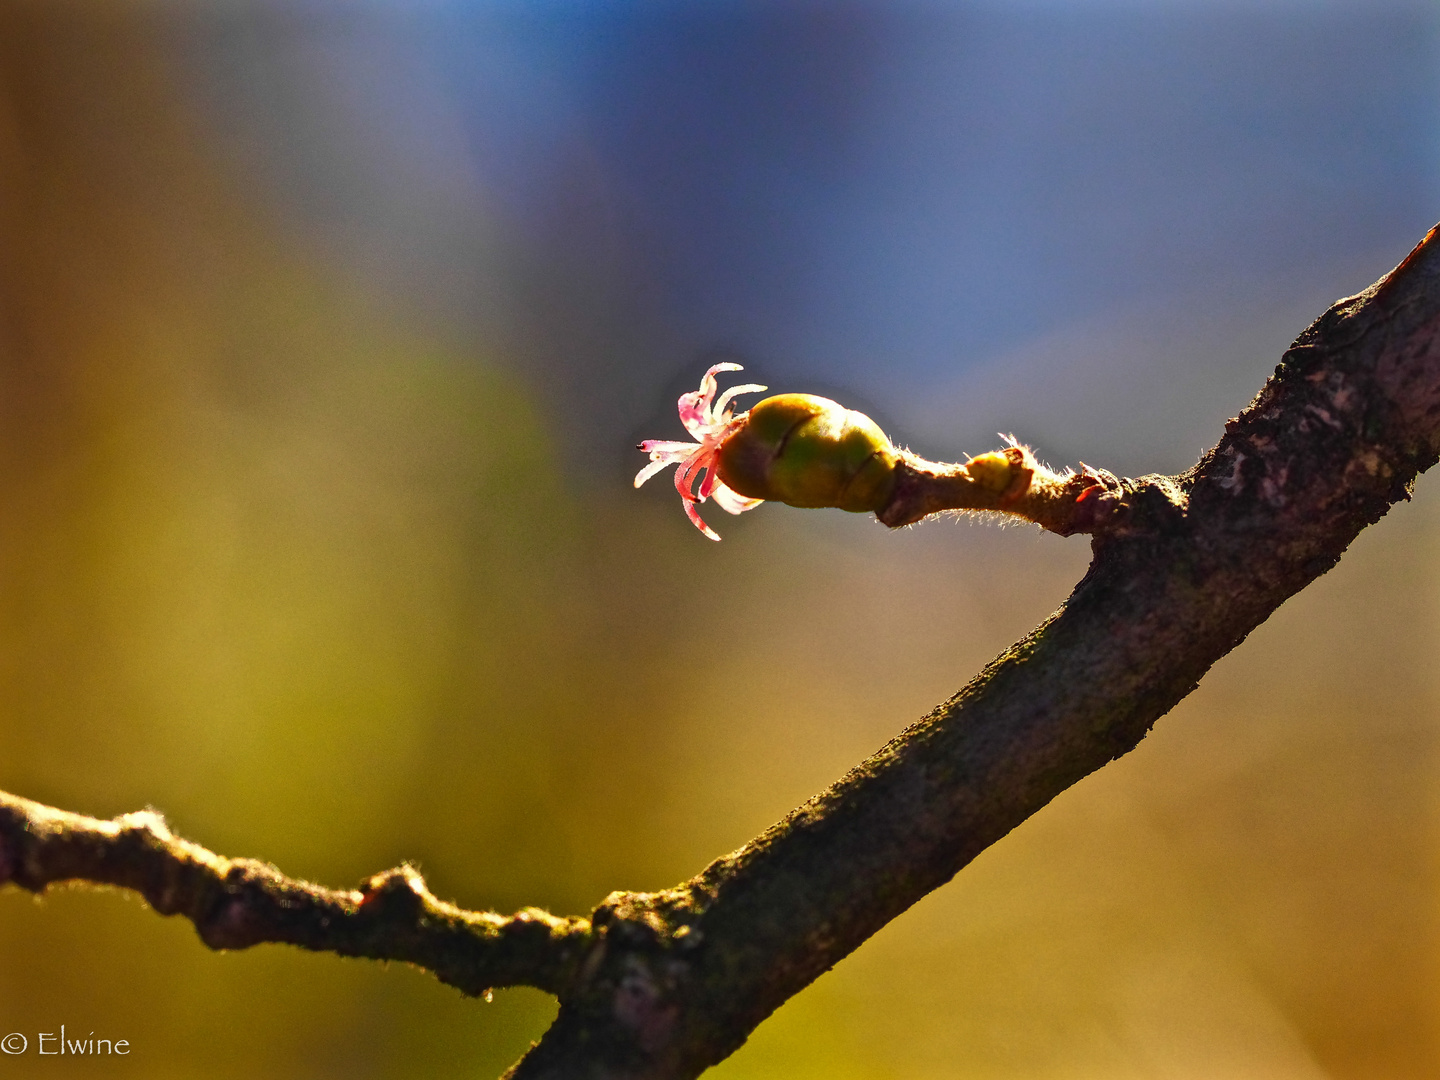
[635,362,767,539]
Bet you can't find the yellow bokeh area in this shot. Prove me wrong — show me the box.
[1,7,1438,1080]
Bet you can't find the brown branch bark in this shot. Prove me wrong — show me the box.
[3,222,1440,1079]
[879,442,1133,534]
[499,223,1440,1078]
[0,790,593,997]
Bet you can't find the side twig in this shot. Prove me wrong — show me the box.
[500,222,1440,1079]
[879,443,1135,535]
[0,789,594,998]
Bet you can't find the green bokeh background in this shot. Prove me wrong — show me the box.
[1,6,1437,1079]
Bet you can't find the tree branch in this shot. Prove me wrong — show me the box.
[500,223,1440,1078]
[879,443,1133,534]
[0,789,593,998]
[3,223,1439,1079]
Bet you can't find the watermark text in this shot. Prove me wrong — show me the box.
[1,1026,130,1055]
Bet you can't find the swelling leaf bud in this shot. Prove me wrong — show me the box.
[963,449,1016,494]
[717,394,898,513]
[634,367,902,538]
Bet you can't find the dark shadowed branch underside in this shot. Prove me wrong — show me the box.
[4,222,1440,1080]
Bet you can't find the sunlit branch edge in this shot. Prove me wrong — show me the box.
[0,789,593,998]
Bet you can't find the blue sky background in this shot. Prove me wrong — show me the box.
[180,0,1438,463]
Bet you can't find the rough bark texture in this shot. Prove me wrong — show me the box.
[0,792,593,997]
[3,224,1439,1080]
[501,223,1440,1078]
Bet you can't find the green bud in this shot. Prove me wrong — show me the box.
[964,450,1016,494]
[717,393,898,513]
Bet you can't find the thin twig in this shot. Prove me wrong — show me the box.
[878,443,1136,534]
[0,789,594,997]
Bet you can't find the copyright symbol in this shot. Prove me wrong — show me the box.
[1,1032,26,1054]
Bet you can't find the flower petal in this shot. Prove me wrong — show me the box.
[711,481,764,515]
[674,449,706,500]
[683,497,722,541]
[636,363,757,539]
[639,439,701,455]
[701,361,744,392]
[680,362,745,435]
[699,469,718,501]
[678,392,708,437]
[634,457,676,488]
[713,382,767,420]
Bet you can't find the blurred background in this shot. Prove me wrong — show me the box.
[0,1,1436,1077]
